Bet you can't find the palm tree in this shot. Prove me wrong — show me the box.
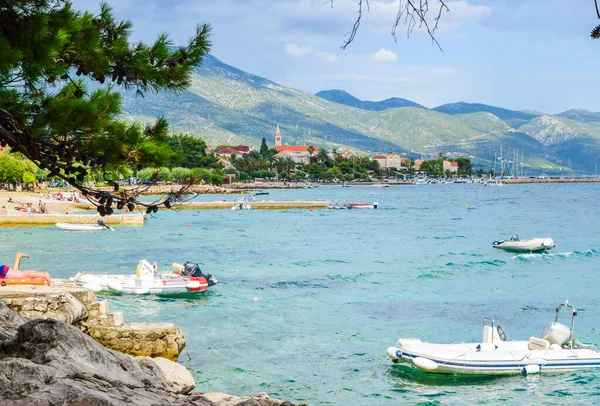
[307,145,315,161]
[316,148,329,164]
[284,157,295,172]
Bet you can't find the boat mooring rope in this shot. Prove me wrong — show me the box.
[366,356,389,382]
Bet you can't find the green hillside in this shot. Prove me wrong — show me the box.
[117,54,600,174]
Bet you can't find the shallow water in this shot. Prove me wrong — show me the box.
[2,183,600,404]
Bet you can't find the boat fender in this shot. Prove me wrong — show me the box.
[476,343,498,351]
[522,364,541,374]
[412,357,438,372]
[386,347,401,360]
[171,263,185,272]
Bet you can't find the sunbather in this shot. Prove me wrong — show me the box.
[0,252,51,285]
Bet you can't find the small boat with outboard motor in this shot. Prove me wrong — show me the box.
[493,235,555,252]
[231,197,252,210]
[71,260,217,295]
[56,219,114,231]
[387,300,599,375]
[347,202,379,209]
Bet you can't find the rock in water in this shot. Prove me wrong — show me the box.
[0,301,302,406]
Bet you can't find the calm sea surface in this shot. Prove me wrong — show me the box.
[2,183,600,405]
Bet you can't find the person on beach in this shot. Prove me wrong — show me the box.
[0,252,52,285]
[0,206,6,215]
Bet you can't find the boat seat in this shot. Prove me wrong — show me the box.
[528,337,550,350]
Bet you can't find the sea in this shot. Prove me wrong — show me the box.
[2,183,600,405]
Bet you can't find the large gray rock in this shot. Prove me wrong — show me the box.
[0,300,27,341]
[0,304,302,406]
[137,356,196,394]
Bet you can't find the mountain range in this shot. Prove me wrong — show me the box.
[119,54,600,173]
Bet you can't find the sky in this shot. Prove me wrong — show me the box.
[71,0,600,114]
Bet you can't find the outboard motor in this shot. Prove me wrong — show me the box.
[541,300,594,349]
[183,261,217,286]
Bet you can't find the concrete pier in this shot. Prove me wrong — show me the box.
[73,200,331,210]
[0,213,146,227]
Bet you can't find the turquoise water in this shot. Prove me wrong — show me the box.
[2,184,600,404]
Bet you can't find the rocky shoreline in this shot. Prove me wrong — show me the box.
[0,285,303,405]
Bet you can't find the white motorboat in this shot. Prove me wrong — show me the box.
[231,198,252,210]
[414,173,428,185]
[484,178,504,186]
[56,219,114,231]
[387,301,600,375]
[493,235,555,252]
[347,202,379,209]
[71,260,217,295]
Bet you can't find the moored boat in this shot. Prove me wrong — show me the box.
[231,198,252,210]
[71,260,217,295]
[327,202,350,210]
[493,235,555,252]
[347,202,379,209]
[56,219,114,231]
[387,301,600,375]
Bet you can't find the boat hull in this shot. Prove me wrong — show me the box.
[73,273,209,295]
[493,238,555,252]
[348,203,378,209]
[387,339,600,375]
[56,223,107,231]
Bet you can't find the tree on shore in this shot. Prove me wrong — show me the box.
[260,137,269,156]
[0,0,211,215]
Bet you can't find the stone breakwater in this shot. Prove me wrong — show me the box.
[0,280,184,360]
[0,283,303,405]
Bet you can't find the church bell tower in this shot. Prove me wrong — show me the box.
[275,125,282,147]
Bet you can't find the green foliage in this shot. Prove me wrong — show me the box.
[22,172,36,184]
[171,167,192,181]
[136,168,156,181]
[168,134,216,168]
[279,171,288,179]
[0,154,25,183]
[0,0,211,205]
[259,137,269,156]
[158,167,172,181]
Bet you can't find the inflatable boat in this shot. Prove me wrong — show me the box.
[492,235,555,252]
[71,260,217,295]
[387,301,600,375]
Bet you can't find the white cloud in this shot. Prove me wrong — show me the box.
[316,51,338,64]
[440,1,492,29]
[372,49,398,64]
[284,43,314,57]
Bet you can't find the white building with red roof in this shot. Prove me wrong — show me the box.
[273,126,317,165]
[443,160,459,174]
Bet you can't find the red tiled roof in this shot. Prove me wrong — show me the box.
[231,145,250,152]
[216,146,239,154]
[450,162,459,167]
[275,146,318,152]
[372,155,387,159]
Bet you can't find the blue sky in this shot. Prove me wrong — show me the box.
[71,0,600,114]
